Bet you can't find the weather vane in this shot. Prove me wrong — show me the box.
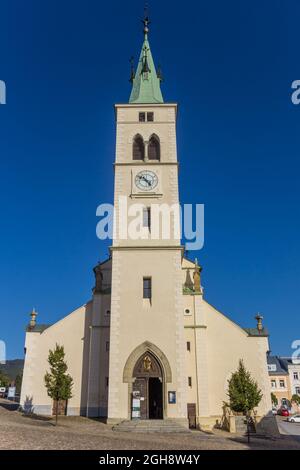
[142,2,151,33]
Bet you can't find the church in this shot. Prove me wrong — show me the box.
[20,17,272,430]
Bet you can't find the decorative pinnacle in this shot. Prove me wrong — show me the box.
[129,56,135,83]
[157,64,163,82]
[29,308,38,328]
[255,313,264,332]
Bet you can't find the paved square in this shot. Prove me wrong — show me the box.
[0,400,299,450]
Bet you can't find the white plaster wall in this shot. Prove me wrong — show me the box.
[20,302,93,415]
[108,248,187,420]
[203,300,272,418]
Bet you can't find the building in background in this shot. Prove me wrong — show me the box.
[267,355,293,408]
[281,357,300,411]
[285,358,300,397]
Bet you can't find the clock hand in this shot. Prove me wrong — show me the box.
[141,175,152,186]
[143,176,152,186]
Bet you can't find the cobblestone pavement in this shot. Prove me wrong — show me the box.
[1,400,299,450]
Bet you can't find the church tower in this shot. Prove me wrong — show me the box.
[107,16,188,425]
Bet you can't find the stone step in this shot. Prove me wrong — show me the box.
[113,419,191,434]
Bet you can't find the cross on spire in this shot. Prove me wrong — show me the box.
[143,3,150,34]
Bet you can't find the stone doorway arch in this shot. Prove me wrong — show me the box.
[123,342,172,420]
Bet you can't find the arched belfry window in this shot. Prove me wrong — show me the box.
[148,134,160,161]
[133,134,145,160]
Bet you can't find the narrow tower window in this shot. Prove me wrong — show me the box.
[133,134,145,160]
[187,341,191,352]
[148,134,160,161]
[147,112,154,122]
[139,112,146,122]
[143,207,151,230]
[143,277,152,299]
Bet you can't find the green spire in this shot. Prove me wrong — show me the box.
[129,16,164,104]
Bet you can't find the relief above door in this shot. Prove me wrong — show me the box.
[131,352,163,420]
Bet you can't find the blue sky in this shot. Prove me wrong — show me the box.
[0,0,299,359]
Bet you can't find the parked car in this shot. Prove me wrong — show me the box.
[272,407,277,415]
[288,414,300,423]
[277,408,290,417]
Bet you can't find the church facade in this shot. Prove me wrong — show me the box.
[20,18,272,430]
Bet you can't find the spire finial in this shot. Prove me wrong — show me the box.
[129,6,164,104]
[142,3,150,37]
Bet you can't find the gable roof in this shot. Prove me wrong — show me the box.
[267,355,289,375]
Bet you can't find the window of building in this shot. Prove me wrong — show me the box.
[106,341,109,352]
[293,372,299,380]
[295,387,300,395]
[184,308,191,316]
[188,377,192,387]
[133,134,145,160]
[138,112,154,122]
[147,112,154,122]
[106,377,109,387]
[271,380,276,388]
[279,380,285,388]
[143,277,152,299]
[143,207,151,229]
[148,134,160,161]
[187,342,191,352]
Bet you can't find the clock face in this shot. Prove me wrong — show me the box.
[135,170,158,192]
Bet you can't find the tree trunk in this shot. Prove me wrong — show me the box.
[246,412,250,444]
[55,398,59,426]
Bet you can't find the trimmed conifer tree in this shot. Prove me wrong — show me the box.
[228,359,262,442]
[44,344,73,425]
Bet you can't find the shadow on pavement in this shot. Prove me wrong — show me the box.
[0,401,19,412]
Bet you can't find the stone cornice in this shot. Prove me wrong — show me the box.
[114,103,178,108]
[114,162,179,167]
[184,325,207,329]
[110,245,184,253]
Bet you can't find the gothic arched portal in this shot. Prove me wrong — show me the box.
[123,342,172,420]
